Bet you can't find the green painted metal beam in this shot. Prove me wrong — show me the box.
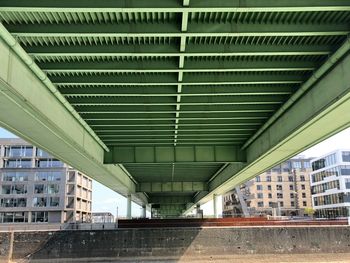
[193,47,350,207]
[149,196,193,205]
[60,85,295,96]
[98,133,251,138]
[137,182,207,193]
[78,111,272,119]
[67,95,288,106]
[40,59,318,73]
[104,145,246,164]
[6,23,350,37]
[51,72,306,85]
[105,143,245,148]
[0,37,147,205]
[25,43,333,57]
[1,0,349,12]
[74,104,279,113]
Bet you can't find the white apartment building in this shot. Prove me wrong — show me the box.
[0,138,92,223]
[310,150,350,218]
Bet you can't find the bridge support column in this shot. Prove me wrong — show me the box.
[213,194,218,218]
[127,194,132,219]
[142,205,146,218]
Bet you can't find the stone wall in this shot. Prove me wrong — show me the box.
[1,227,350,262]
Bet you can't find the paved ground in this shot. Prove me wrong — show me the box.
[25,253,350,263]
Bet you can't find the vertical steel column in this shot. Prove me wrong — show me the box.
[127,194,132,219]
[213,194,218,218]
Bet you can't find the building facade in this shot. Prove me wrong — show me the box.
[310,150,350,218]
[0,138,92,223]
[92,212,115,223]
[223,157,313,217]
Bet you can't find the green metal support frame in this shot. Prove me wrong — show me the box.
[190,47,350,209]
[0,35,146,205]
[104,145,246,164]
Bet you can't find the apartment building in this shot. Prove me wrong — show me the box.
[310,150,350,218]
[0,138,92,223]
[223,157,313,217]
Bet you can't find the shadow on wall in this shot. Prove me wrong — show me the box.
[2,223,350,262]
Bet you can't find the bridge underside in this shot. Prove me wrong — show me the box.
[0,1,350,217]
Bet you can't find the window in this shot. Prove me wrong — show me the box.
[47,184,59,194]
[35,172,62,181]
[279,202,284,207]
[5,146,33,157]
[304,161,311,169]
[277,193,283,199]
[276,185,283,191]
[291,201,295,207]
[0,198,26,207]
[301,184,306,190]
[36,159,63,168]
[1,185,11,194]
[0,212,28,223]
[302,201,307,207]
[48,172,62,181]
[4,159,31,168]
[36,149,51,158]
[340,165,350,175]
[33,197,47,207]
[346,179,350,189]
[34,185,45,194]
[2,185,27,194]
[32,211,48,223]
[49,197,60,207]
[257,201,264,207]
[255,176,261,182]
[257,193,263,199]
[267,185,272,191]
[302,192,306,198]
[266,176,271,182]
[290,193,294,199]
[277,176,283,182]
[268,193,272,199]
[288,176,294,182]
[292,161,302,169]
[300,175,305,181]
[1,172,29,182]
[289,185,294,190]
[342,151,350,162]
[256,185,263,191]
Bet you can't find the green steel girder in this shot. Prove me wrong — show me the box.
[1,0,350,217]
[67,95,287,104]
[74,104,280,113]
[86,119,264,126]
[194,50,350,206]
[149,196,193,205]
[78,111,272,119]
[1,0,349,12]
[137,181,207,193]
[0,37,147,205]
[60,85,295,96]
[5,23,350,37]
[40,60,318,73]
[104,145,246,164]
[50,72,306,85]
[25,43,334,57]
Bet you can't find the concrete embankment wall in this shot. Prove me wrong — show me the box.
[0,227,350,262]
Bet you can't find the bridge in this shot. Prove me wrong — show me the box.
[0,0,350,218]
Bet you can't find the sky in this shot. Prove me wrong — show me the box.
[1,126,350,217]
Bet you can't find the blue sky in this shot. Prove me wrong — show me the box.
[1,126,350,217]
